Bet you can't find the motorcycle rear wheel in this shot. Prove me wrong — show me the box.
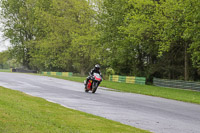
[85,86,89,92]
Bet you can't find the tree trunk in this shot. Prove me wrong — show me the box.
[184,43,189,81]
[80,68,86,76]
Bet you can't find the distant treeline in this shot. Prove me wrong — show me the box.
[0,0,200,81]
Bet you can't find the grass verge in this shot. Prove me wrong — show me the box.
[39,75,200,104]
[0,69,10,72]
[0,86,150,133]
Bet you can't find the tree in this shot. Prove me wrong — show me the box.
[0,51,9,69]
[29,0,98,73]
[97,0,133,75]
[1,0,98,74]
[156,0,200,80]
[119,0,160,77]
[97,0,159,77]
[0,0,39,68]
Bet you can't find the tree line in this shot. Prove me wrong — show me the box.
[0,0,200,81]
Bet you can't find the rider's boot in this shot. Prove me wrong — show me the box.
[84,79,89,89]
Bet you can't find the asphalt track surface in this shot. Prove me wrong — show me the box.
[0,72,200,133]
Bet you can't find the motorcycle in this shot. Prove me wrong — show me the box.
[84,73,102,93]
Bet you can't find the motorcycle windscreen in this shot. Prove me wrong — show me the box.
[93,73,102,81]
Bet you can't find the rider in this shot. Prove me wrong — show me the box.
[85,64,102,88]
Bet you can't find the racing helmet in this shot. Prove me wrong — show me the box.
[95,64,100,71]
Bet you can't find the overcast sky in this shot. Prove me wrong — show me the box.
[0,24,10,52]
[0,6,11,52]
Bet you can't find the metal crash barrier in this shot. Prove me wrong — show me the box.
[153,78,200,91]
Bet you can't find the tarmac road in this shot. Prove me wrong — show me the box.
[0,72,200,133]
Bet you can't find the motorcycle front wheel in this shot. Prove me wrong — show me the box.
[92,81,98,93]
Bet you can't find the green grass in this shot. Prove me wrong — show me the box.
[0,86,150,133]
[0,69,10,72]
[40,75,200,104]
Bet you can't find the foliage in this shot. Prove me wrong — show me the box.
[1,0,200,81]
[29,0,97,73]
[0,0,99,74]
[97,0,200,81]
[154,0,200,80]
[0,50,21,68]
[106,68,115,75]
[0,51,10,69]
[0,0,37,68]
[0,51,8,68]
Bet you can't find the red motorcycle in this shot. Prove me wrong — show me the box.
[84,73,102,93]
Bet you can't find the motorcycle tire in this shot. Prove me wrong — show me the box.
[85,86,89,92]
[92,82,98,93]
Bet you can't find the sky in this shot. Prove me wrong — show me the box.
[0,25,10,52]
[0,11,10,52]
[0,6,11,52]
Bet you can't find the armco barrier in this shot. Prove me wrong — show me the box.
[42,72,73,77]
[11,68,37,73]
[109,75,146,85]
[153,78,200,91]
